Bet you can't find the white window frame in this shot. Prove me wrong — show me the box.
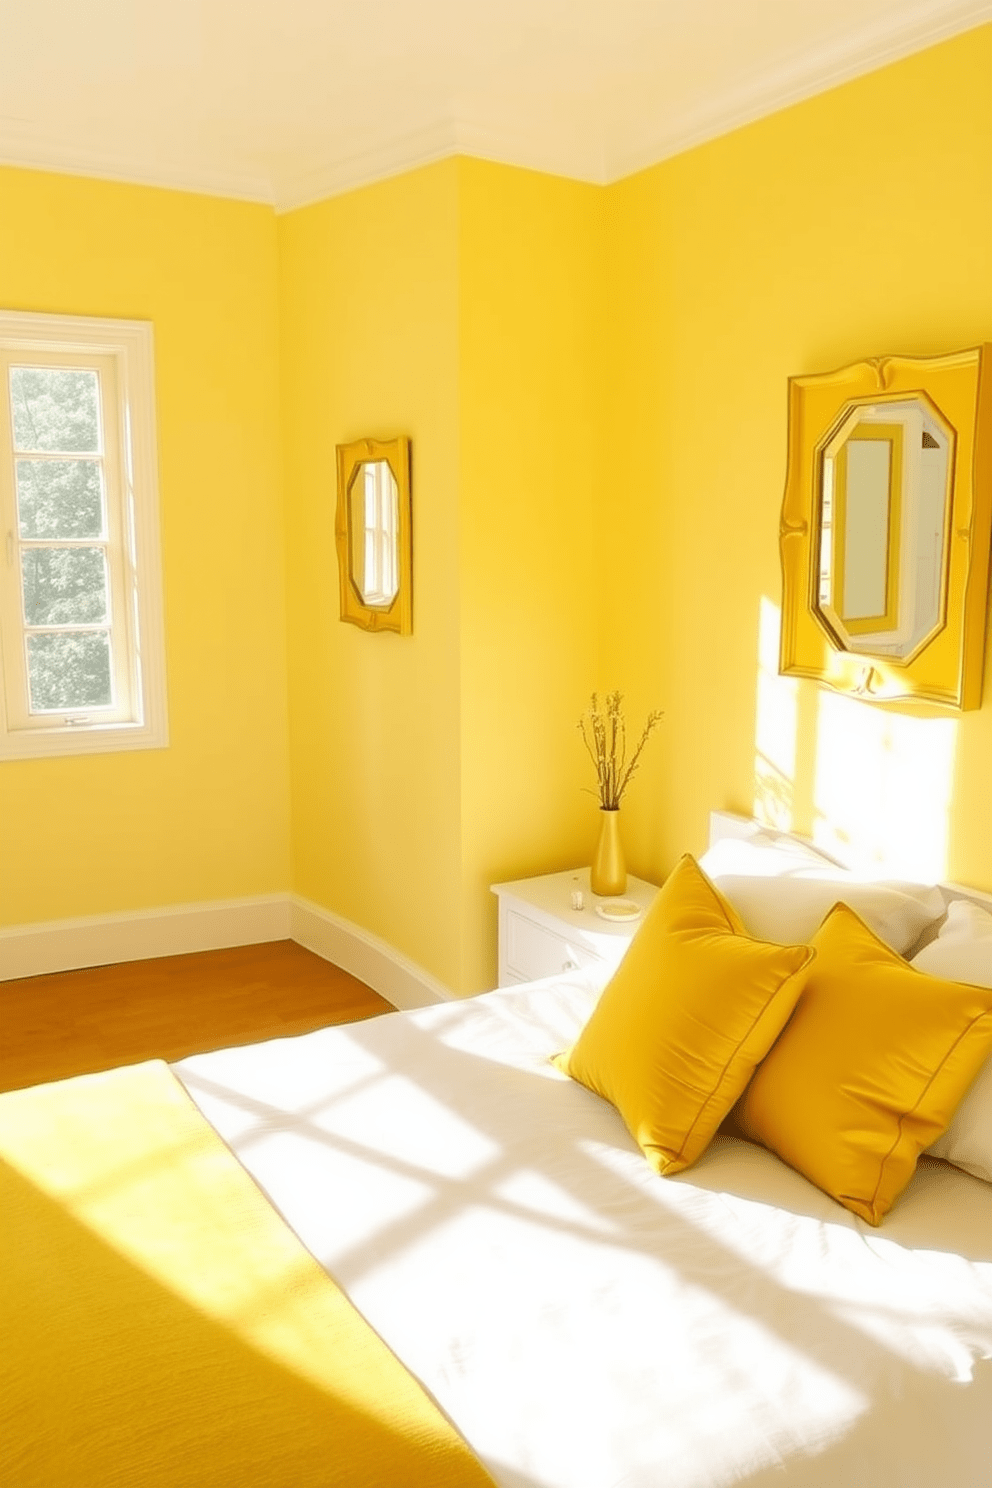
[361,459,399,605]
[0,311,168,759]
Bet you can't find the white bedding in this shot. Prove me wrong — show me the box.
[175,974,992,1488]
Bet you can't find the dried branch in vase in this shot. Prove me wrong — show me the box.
[577,691,663,810]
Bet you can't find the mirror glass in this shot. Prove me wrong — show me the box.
[815,396,953,660]
[347,459,399,608]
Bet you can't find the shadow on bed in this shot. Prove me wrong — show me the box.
[0,1066,500,1488]
[174,997,992,1487]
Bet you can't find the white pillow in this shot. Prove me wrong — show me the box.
[699,834,945,953]
[915,899,992,1184]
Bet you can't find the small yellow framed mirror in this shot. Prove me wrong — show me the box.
[335,436,412,635]
[779,346,992,709]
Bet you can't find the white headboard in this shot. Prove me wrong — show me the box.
[708,811,992,915]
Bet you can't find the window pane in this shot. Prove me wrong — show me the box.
[21,547,109,625]
[26,631,112,711]
[9,367,100,453]
[16,459,104,538]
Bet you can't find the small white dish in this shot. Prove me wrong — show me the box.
[595,899,643,922]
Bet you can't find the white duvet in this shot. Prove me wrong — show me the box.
[175,974,992,1488]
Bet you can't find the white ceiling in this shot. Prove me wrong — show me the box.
[1,0,989,211]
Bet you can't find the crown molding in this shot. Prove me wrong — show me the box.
[0,119,275,205]
[275,0,992,211]
[272,117,461,213]
[450,114,609,189]
[274,111,608,213]
[1,2,988,212]
[607,0,992,182]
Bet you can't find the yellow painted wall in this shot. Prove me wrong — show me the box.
[0,169,291,924]
[278,162,465,989]
[3,24,990,985]
[602,24,992,892]
[457,159,605,989]
[279,159,605,991]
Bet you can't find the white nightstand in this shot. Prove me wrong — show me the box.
[491,867,659,988]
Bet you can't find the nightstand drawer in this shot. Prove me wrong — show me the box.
[492,867,658,989]
[505,909,594,982]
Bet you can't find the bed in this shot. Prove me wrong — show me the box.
[2,818,991,1488]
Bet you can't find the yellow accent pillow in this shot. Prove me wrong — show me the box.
[738,902,992,1225]
[552,855,815,1175]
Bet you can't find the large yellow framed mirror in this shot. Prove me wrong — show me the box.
[779,346,991,709]
[335,435,412,635]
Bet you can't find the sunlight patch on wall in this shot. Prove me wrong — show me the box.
[753,597,798,831]
[810,692,956,882]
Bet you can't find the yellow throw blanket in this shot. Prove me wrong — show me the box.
[0,1061,496,1488]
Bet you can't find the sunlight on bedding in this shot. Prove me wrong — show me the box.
[596,1138,991,1383]
[178,980,992,1488]
[493,1165,622,1236]
[181,1020,511,1268]
[0,1062,498,1488]
[0,1063,424,1411]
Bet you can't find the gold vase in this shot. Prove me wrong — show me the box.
[590,807,627,896]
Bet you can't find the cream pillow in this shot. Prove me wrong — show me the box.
[552,855,814,1176]
[699,835,944,953]
[915,899,992,1183]
[738,903,992,1224]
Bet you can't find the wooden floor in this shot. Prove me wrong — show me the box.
[0,941,393,1094]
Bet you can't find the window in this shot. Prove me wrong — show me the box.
[0,312,167,758]
[359,458,399,606]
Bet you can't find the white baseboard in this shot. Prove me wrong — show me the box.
[0,896,293,982]
[0,892,454,1008]
[290,896,452,1009]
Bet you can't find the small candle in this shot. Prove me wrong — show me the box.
[570,890,585,911]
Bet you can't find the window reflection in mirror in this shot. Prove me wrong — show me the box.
[815,397,953,662]
[779,346,990,710]
[348,459,399,607]
[334,435,412,635]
